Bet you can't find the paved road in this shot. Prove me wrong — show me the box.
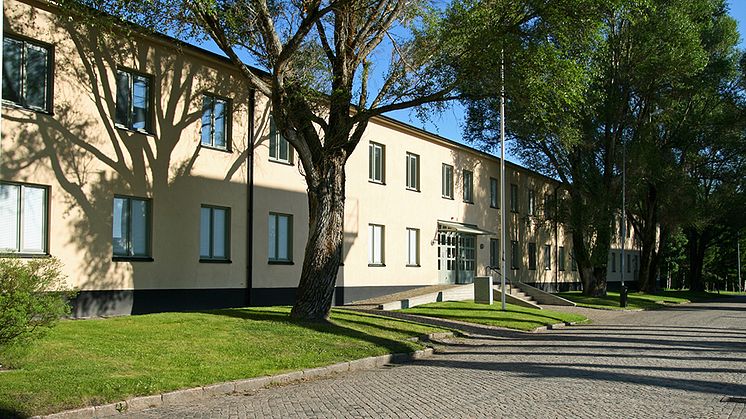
[124,297,746,418]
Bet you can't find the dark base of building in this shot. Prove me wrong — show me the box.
[72,281,635,317]
[71,285,424,317]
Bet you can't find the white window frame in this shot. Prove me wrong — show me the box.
[544,244,551,270]
[200,205,230,261]
[489,238,499,268]
[406,227,420,266]
[269,115,293,164]
[528,189,536,215]
[369,142,385,183]
[0,182,49,254]
[442,164,454,199]
[490,177,498,208]
[201,94,230,150]
[528,242,537,270]
[268,212,293,263]
[559,246,566,271]
[463,170,474,203]
[406,152,420,191]
[368,224,385,266]
[511,240,519,270]
[510,183,519,213]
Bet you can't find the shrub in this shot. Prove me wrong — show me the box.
[0,257,76,349]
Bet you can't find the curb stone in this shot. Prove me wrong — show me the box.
[33,332,450,419]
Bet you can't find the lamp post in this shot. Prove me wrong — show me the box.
[620,140,627,307]
[499,49,507,311]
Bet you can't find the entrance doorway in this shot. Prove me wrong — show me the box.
[437,231,476,284]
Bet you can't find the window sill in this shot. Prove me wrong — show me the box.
[200,144,232,153]
[368,263,385,267]
[406,264,420,268]
[115,124,155,136]
[2,100,53,115]
[490,205,499,209]
[269,157,294,166]
[0,252,51,258]
[268,260,294,265]
[368,180,386,185]
[112,256,154,262]
[406,187,420,193]
[442,196,454,200]
[463,200,474,205]
[200,258,232,264]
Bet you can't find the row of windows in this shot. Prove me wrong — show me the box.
[610,251,639,273]
[488,239,578,272]
[368,142,557,215]
[367,225,420,266]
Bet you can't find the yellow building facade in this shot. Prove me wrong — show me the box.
[1,0,640,316]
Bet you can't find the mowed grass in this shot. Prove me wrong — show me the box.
[556,290,729,310]
[400,301,587,330]
[0,307,447,417]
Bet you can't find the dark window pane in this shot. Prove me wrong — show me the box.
[25,44,48,109]
[2,38,23,104]
[269,117,278,159]
[115,70,131,126]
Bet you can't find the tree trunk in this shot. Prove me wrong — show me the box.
[686,228,707,292]
[290,153,347,321]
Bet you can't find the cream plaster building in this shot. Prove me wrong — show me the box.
[1,0,640,316]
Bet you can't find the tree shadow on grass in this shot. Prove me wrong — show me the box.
[199,308,418,355]
[0,407,23,419]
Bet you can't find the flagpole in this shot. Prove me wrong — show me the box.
[500,49,507,311]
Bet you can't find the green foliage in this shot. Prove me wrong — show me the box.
[0,257,76,349]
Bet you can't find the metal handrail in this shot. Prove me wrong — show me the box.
[484,265,512,289]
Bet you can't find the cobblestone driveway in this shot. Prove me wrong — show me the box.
[122,297,746,418]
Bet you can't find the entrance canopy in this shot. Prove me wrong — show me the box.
[438,220,495,236]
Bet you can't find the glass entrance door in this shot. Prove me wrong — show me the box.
[438,232,477,284]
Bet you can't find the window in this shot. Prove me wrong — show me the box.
[406,228,419,266]
[369,142,385,183]
[490,178,498,208]
[368,224,384,265]
[406,153,420,191]
[559,246,566,271]
[611,252,616,272]
[0,182,48,254]
[463,170,474,203]
[268,213,292,263]
[201,95,229,150]
[442,164,454,198]
[627,253,631,273]
[269,115,293,163]
[571,249,577,271]
[200,206,230,260]
[634,254,639,272]
[2,35,52,112]
[544,194,553,219]
[528,242,537,270]
[115,68,151,131]
[489,238,499,268]
[510,183,518,212]
[528,189,536,215]
[544,244,551,270]
[112,196,151,258]
[510,240,519,270]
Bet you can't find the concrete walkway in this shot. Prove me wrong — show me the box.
[113,297,746,418]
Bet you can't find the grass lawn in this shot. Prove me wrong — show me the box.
[399,301,587,331]
[556,290,729,310]
[0,307,447,417]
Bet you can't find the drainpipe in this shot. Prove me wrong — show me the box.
[246,89,255,306]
